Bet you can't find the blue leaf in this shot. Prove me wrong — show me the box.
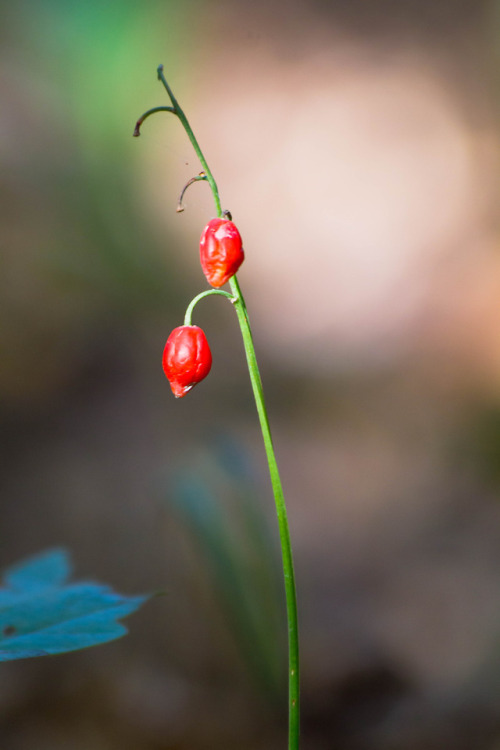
[4,548,70,593]
[0,549,148,661]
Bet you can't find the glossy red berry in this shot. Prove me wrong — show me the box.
[200,218,244,288]
[162,325,212,398]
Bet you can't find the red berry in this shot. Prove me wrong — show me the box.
[200,218,244,288]
[162,325,212,398]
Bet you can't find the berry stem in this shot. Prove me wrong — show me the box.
[147,66,300,750]
[184,289,235,326]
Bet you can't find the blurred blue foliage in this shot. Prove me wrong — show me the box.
[168,435,286,700]
[0,549,148,661]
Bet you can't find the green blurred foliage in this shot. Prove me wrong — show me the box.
[0,0,205,401]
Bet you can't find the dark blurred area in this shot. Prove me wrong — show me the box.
[2,0,500,747]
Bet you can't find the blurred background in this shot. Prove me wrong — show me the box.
[2,0,500,747]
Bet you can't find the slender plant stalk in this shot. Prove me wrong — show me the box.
[229,275,300,748]
[149,65,300,749]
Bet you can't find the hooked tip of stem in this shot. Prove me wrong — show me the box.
[133,106,177,138]
[176,172,207,213]
[157,64,164,80]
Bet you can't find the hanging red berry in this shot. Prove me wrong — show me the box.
[200,218,244,288]
[162,325,212,398]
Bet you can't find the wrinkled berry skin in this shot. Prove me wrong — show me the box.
[162,325,212,398]
[200,218,244,287]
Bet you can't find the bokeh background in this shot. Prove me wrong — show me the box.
[2,0,500,748]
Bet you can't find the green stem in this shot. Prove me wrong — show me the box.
[157,65,222,217]
[229,275,300,747]
[184,289,234,326]
[150,66,300,749]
